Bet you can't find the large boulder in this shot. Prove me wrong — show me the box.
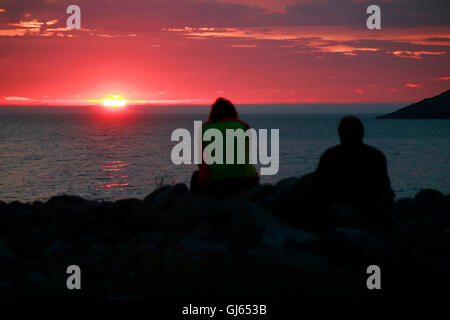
[227,184,277,204]
[0,209,23,232]
[326,203,369,229]
[110,199,156,232]
[192,221,229,243]
[0,201,8,212]
[275,177,299,190]
[45,195,88,213]
[318,227,388,268]
[216,184,277,223]
[158,193,222,233]
[47,195,87,206]
[7,227,50,259]
[81,201,113,219]
[121,243,160,270]
[415,189,445,202]
[7,201,33,216]
[260,173,316,227]
[390,222,450,256]
[229,201,318,249]
[144,184,189,213]
[246,246,329,272]
[390,195,450,223]
[163,237,232,273]
[43,241,65,258]
[0,238,15,261]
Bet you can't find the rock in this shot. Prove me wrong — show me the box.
[246,247,329,272]
[415,189,445,202]
[0,238,15,260]
[229,201,283,248]
[326,203,369,229]
[0,180,449,298]
[0,280,12,289]
[320,227,387,267]
[164,237,231,273]
[390,222,450,254]
[82,201,113,218]
[77,232,133,248]
[284,229,320,248]
[89,244,108,255]
[0,210,18,231]
[7,229,50,259]
[43,241,64,258]
[228,184,277,204]
[158,193,222,232]
[122,244,159,269]
[47,195,88,206]
[144,184,189,213]
[32,201,44,207]
[260,173,316,227]
[8,201,33,216]
[332,228,382,249]
[229,201,318,248]
[192,221,229,243]
[151,229,184,250]
[390,195,450,223]
[0,200,7,212]
[217,185,277,223]
[43,196,89,218]
[110,199,155,232]
[391,197,415,210]
[27,271,47,284]
[275,177,299,190]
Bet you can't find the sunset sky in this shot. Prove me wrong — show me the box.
[0,0,449,105]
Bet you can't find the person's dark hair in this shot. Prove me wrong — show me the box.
[338,115,364,144]
[208,97,238,122]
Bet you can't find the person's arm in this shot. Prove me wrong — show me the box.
[376,153,394,214]
[313,149,332,193]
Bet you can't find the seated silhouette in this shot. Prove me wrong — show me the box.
[313,116,394,219]
[190,98,259,195]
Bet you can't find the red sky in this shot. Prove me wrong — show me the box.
[0,0,449,105]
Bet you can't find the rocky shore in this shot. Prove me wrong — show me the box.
[0,174,449,299]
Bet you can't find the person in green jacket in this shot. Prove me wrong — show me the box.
[190,98,259,195]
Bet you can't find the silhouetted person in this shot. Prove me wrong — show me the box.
[313,116,394,220]
[190,98,259,195]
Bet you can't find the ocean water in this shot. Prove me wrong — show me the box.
[0,110,449,202]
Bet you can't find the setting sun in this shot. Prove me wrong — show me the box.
[103,95,127,108]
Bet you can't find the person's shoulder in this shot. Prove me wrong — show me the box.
[229,118,250,129]
[321,145,341,158]
[363,144,386,160]
[325,145,341,153]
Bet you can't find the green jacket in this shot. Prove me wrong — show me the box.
[198,118,259,184]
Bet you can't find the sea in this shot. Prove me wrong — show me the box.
[0,105,449,202]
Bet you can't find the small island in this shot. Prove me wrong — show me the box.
[378,89,450,119]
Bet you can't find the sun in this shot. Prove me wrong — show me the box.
[85,94,146,109]
[102,95,128,108]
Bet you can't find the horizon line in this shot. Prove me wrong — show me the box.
[0,101,412,108]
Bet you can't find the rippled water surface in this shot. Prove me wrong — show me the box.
[0,111,449,202]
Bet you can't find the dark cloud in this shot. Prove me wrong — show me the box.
[1,0,448,32]
[276,0,450,27]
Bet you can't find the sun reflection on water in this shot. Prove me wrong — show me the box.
[98,160,132,191]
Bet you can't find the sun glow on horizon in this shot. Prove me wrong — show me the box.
[103,95,128,108]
